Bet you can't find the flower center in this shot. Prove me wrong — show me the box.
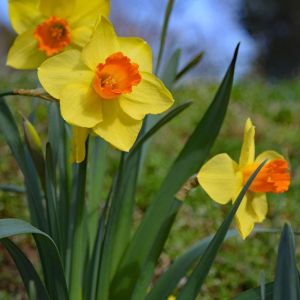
[243,159,290,193]
[34,16,71,56]
[93,52,141,99]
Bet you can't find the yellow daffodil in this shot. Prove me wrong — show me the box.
[197,118,290,239]
[38,17,174,162]
[7,0,109,69]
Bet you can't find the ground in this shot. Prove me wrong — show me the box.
[0,70,300,299]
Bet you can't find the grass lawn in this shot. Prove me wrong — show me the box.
[0,70,300,299]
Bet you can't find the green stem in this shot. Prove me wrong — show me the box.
[68,143,88,300]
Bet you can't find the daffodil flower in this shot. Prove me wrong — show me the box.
[38,17,174,162]
[197,118,290,239]
[7,0,109,69]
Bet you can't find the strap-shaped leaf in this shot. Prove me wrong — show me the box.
[0,218,68,300]
[273,224,300,300]
[111,44,240,299]
[1,238,50,300]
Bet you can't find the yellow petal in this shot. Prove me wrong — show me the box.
[239,118,255,168]
[8,0,42,33]
[60,77,103,128]
[118,37,152,73]
[7,29,46,69]
[71,126,89,163]
[81,17,119,71]
[39,0,73,18]
[255,150,283,163]
[71,26,93,48]
[197,153,239,204]
[235,194,257,239]
[68,0,110,28]
[119,72,174,120]
[38,49,91,99]
[93,100,142,151]
[250,193,268,222]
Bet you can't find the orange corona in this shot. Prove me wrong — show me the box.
[243,159,290,193]
[34,16,71,56]
[93,52,141,99]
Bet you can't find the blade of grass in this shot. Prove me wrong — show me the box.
[176,161,267,300]
[112,44,240,298]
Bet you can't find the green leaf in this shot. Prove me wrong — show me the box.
[129,199,182,300]
[273,223,300,300]
[0,100,47,232]
[44,143,61,251]
[0,218,68,300]
[155,0,175,73]
[68,155,88,300]
[112,44,240,299]
[176,161,266,300]
[230,282,274,300]
[87,137,108,251]
[95,154,126,300]
[147,230,237,300]
[1,238,50,300]
[96,102,192,299]
[84,198,109,300]
[48,103,71,269]
[128,101,192,159]
[161,49,181,89]
[175,51,204,81]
